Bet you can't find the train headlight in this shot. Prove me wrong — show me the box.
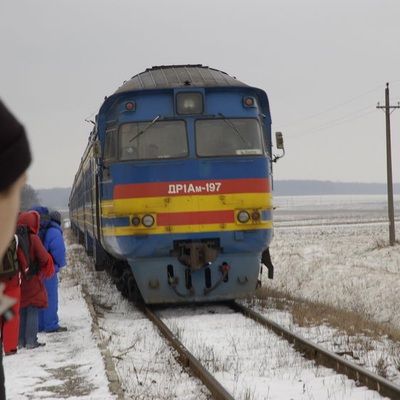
[243,97,256,107]
[131,216,141,226]
[142,214,155,227]
[251,211,261,221]
[125,101,136,111]
[176,92,203,115]
[237,211,250,223]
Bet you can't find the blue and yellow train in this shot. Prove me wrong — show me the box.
[69,64,284,304]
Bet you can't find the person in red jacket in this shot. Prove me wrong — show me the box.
[17,211,54,349]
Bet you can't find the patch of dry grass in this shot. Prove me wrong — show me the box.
[252,287,400,380]
[254,286,400,342]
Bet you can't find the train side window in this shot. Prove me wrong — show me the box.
[104,128,117,163]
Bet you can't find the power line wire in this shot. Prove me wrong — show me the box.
[286,104,376,139]
[276,80,400,131]
[277,85,383,129]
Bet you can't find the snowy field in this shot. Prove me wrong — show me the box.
[3,194,400,399]
[270,195,400,329]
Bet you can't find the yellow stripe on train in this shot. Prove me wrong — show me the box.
[101,192,272,217]
[101,220,273,237]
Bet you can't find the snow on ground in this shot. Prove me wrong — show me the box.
[3,278,115,399]
[83,268,210,400]
[270,195,400,329]
[2,194,399,399]
[159,304,388,400]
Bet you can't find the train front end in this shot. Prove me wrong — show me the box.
[95,66,278,304]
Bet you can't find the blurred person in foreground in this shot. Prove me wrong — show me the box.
[0,99,32,399]
[0,235,20,357]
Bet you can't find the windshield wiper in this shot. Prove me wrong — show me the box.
[129,115,161,142]
[218,113,246,143]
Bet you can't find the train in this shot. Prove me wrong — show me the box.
[69,64,284,304]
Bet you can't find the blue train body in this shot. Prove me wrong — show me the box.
[69,65,283,304]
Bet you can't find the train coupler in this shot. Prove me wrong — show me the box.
[173,239,220,270]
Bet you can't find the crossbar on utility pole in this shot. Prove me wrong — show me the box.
[377,83,400,246]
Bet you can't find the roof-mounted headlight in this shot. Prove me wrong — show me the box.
[176,92,203,115]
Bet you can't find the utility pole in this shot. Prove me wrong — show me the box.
[377,83,400,246]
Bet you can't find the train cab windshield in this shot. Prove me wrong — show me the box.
[196,118,265,157]
[115,117,266,162]
[119,120,188,160]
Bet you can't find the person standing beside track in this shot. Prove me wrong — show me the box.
[37,209,67,333]
[18,211,54,349]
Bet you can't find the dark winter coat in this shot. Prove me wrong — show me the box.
[18,211,54,309]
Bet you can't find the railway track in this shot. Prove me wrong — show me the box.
[144,305,234,400]
[231,302,400,400]
[144,302,400,400]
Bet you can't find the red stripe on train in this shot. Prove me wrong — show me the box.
[114,178,270,199]
[157,210,234,226]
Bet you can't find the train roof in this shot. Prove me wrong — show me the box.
[113,64,251,94]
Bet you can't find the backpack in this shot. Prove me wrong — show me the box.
[16,225,31,273]
[0,236,20,279]
[0,226,33,279]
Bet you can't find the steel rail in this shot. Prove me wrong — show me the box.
[143,306,234,400]
[232,301,400,400]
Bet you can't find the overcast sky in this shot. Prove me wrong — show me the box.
[1,0,400,189]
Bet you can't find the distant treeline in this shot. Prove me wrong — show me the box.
[37,187,71,210]
[273,180,400,196]
[35,181,400,210]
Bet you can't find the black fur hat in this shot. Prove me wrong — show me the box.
[0,99,31,191]
[50,210,61,225]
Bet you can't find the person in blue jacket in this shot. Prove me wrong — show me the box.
[31,206,67,333]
